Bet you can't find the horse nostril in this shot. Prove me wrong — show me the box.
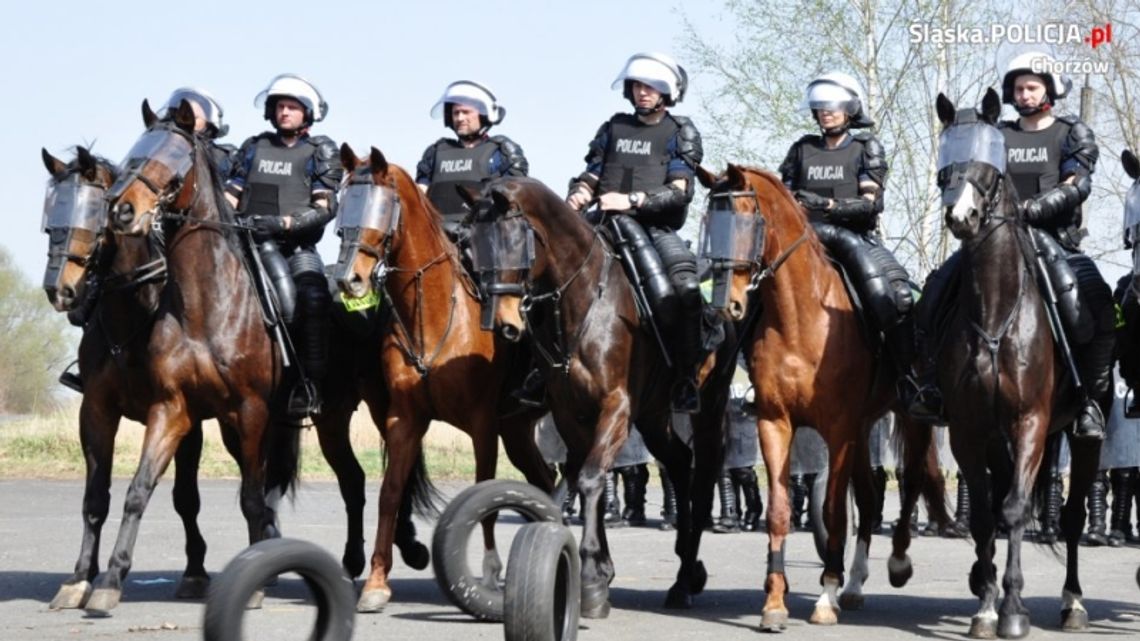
[729,301,745,320]
[500,324,521,342]
[59,285,75,303]
[115,202,134,226]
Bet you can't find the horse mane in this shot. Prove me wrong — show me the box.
[186,132,244,258]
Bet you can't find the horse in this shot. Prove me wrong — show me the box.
[927,89,1103,638]
[693,163,948,630]
[465,176,738,618]
[69,98,302,614]
[332,145,555,613]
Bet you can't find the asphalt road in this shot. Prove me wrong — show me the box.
[2,478,1138,640]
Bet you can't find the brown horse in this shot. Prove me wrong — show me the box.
[929,90,1103,638]
[332,145,554,613]
[40,146,226,608]
[694,164,947,630]
[76,99,300,614]
[466,176,738,618]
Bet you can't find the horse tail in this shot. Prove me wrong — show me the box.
[892,416,951,529]
[265,420,303,501]
[383,444,443,519]
[1029,431,1065,554]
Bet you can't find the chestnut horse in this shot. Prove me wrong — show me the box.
[78,99,301,614]
[928,90,1103,638]
[332,145,554,613]
[694,164,948,630]
[467,176,738,618]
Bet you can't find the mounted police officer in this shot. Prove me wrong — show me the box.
[778,72,937,420]
[998,51,1112,440]
[58,86,238,392]
[225,74,342,421]
[416,80,529,238]
[566,52,704,412]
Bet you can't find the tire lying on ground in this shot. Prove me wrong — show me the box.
[504,522,580,641]
[204,538,355,641]
[432,479,562,621]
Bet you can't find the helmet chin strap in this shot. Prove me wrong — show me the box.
[1016,100,1051,117]
[634,97,666,116]
[814,111,850,137]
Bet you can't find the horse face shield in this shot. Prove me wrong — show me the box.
[334,182,401,298]
[41,174,107,310]
[107,128,195,235]
[1124,182,1140,277]
[470,214,535,335]
[936,122,1005,239]
[700,190,765,319]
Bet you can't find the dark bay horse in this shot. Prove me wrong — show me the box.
[467,176,738,618]
[40,146,224,608]
[694,164,948,630]
[929,89,1102,638]
[332,145,554,613]
[73,99,301,614]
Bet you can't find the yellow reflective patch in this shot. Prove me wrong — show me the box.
[1116,303,1126,329]
[341,290,381,312]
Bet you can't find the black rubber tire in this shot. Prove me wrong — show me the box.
[203,538,355,641]
[432,479,561,621]
[504,522,580,641]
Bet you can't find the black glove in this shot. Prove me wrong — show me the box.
[794,189,831,213]
[250,215,288,236]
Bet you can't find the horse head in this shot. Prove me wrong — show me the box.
[462,179,548,341]
[695,163,769,320]
[41,146,117,312]
[107,99,200,236]
[1122,149,1140,288]
[332,144,407,300]
[935,88,1008,241]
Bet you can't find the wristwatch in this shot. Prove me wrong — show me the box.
[629,192,643,208]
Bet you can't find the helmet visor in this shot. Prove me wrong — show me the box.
[160,88,223,130]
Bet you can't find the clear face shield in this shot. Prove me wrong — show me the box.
[470,214,536,330]
[936,123,1007,207]
[107,128,195,201]
[41,174,107,233]
[699,191,767,310]
[1125,182,1140,271]
[336,183,402,236]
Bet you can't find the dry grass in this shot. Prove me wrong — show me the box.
[0,401,526,482]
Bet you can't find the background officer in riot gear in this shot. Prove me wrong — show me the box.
[997,51,1112,440]
[225,73,342,422]
[779,72,936,420]
[416,80,529,237]
[566,52,705,412]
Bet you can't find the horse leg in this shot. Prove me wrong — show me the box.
[85,397,194,615]
[471,414,505,592]
[499,409,557,492]
[50,396,121,610]
[172,421,210,599]
[1059,434,1098,631]
[996,417,1048,640]
[810,434,856,625]
[757,416,794,631]
[358,410,427,612]
[640,411,700,609]
[889,414,936,587]
[840,430,875,611]
[314,398,367,578]
[578,391,631,619]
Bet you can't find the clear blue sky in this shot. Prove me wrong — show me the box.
[2,0,721,281]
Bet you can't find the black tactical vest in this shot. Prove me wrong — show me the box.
[242,136,317,219]
[426,140,498,224]
[795,140,862,200]
[596,114,679,195]
[1002,122,1066,202]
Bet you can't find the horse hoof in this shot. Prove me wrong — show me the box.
[246,588,265,610]
[997,613,1029,638]
[664,583,692,609]
[399,541,430,571]
[49,581,92,610]
[809,604,838,625]
[888,555,913,588]
[175,575,210,599]
[969,616,998,639]
[581,581,610,619]
[83,587,121,616]
[690,561,708,595]
[343,546,366,579]
[838,592,864,611]
[760,609,789,632]
[1060,608,1089,631]
[356,587,391,613]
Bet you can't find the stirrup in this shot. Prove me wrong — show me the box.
[511,369,547,409]
[1072,402,1106,441]
[59,362,83,394]
[286,380,321,425]
[671,378,700,414]
[900,377,944,423]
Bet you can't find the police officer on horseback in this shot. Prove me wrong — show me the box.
[996,52,1112,439]
[225,74,342,421]
[416,80,529,238]
[566,52,705,412]
[779,72,937,419]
